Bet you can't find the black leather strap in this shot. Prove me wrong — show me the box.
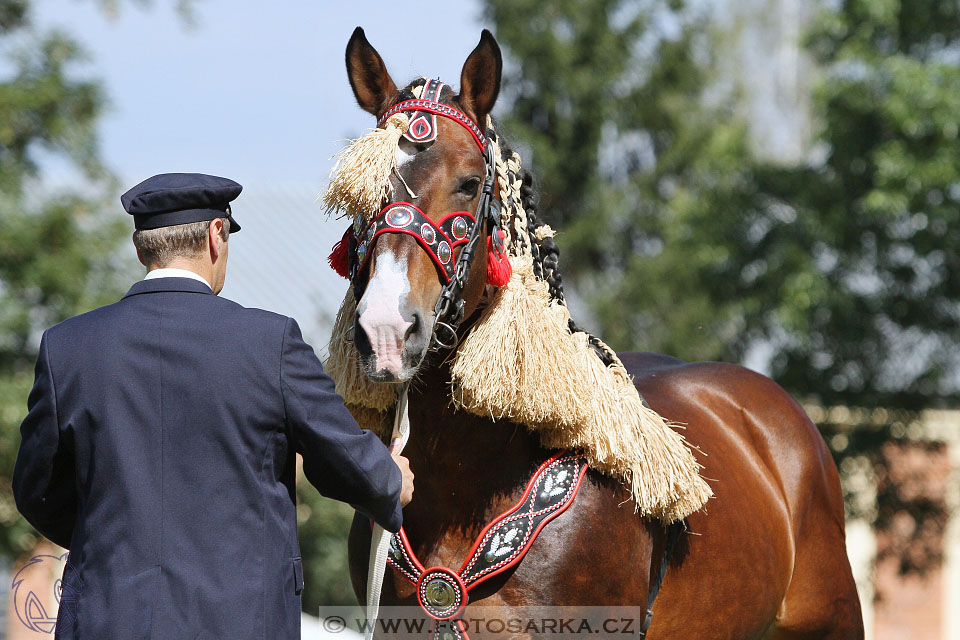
[638,520,684,638]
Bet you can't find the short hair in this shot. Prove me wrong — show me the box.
[133,218,230,268]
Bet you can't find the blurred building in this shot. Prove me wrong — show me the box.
[819,408,960,640]
[218,182,350,354]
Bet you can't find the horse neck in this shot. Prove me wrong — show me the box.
[401,361,548,538]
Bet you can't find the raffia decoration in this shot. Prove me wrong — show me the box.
[323,112,410,219]
[323,107,711,523]
[449,258,711,522]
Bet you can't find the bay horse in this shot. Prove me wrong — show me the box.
[336,27,863,640]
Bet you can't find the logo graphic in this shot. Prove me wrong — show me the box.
[11,553,82,634]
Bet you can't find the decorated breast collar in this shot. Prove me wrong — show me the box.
[380,450,589,640]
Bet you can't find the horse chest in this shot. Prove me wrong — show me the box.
[382,452,589,620]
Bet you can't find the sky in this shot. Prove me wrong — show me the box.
[30,0,487,345]
[35,0,487,185]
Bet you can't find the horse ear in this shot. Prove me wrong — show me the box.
[457,29,502,125]
[345,26,399,117]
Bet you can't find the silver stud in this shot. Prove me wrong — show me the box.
[421,224,436,244]
[452,217,468,240]
[437,242,451,263]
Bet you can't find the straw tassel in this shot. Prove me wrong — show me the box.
[323,113,410,219]
[450,259,713,523]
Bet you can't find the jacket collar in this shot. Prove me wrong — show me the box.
[123,277,215,298]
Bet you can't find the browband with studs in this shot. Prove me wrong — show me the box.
[378,99,487,151]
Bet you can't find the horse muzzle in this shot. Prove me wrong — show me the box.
[353,247,435,382]
[354,307,431,382]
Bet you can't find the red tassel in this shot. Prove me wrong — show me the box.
[486,230,512,287]
[328,227,352,279]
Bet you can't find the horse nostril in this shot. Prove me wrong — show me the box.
[353,317,372,355]
[404,313,422,341]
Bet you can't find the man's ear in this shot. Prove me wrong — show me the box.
[209,218,225,261]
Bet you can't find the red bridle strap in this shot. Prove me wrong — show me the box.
[377,99,487,152]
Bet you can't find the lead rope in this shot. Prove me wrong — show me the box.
[364,383,411,640]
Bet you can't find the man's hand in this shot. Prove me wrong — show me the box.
[390,440,414,506]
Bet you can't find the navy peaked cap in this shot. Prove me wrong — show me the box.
[121,173,242,233]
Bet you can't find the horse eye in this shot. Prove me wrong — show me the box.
[458,178,481,197]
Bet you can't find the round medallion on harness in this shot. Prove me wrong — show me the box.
[385,206,414,228]
[416,567,467,620]
[421,223,436,244]
[437,241,452,264]
[452,216,468,240]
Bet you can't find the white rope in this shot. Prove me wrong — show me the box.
[364,383,410,640]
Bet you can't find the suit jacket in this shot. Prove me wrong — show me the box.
[13,277,401,639]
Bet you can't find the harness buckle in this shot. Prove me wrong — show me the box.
[432,322,460,350]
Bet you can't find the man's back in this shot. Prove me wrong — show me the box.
[15,277,402,639]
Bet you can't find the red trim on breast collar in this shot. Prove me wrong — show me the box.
[460,454,589,587]
[382,450,589,591]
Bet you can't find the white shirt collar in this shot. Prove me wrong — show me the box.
[144,268,212,290]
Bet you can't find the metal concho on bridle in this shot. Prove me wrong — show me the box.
[349,85,501,352]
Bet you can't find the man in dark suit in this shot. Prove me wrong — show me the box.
[12,173,412,639]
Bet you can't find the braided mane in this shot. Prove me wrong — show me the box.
[323,79,712,523]
[485,124,618,367]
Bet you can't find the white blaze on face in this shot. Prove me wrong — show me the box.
[357,251,412,376]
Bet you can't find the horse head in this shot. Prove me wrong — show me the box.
[338,27,504,383]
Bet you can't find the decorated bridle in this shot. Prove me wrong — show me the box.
[329,79,510,349]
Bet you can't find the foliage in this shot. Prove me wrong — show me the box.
[486,0,761,362]
[486,0,960,409]
[0,0,138,557]
[0,3,359,612]
[296,470,363,613]
[484,0,958,575]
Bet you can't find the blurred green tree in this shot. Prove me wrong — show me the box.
[484,0,958,573]
[485,0,759,363]
[486,0,959,411]
[0,0,133,558]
